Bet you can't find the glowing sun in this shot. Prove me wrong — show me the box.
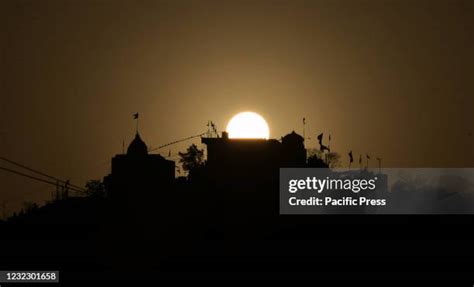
[226,111,270,139]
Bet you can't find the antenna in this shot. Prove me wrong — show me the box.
[210,121,219,137]
[206,120,219,137]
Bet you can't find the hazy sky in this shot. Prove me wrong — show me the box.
[1,0,473,213]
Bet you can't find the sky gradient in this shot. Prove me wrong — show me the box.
[1,0,473,214]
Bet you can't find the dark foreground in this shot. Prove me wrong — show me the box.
[1,194,473,284]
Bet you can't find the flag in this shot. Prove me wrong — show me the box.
[320,144,330,152]
[133,113,139,119]
[349,151,353,163]
[366,154,370,160]
[317,133,323,144]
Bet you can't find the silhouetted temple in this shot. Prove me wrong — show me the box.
[104,133,174,204]
[201,131,306,189]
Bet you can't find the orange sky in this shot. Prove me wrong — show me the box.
[1,0,473,215]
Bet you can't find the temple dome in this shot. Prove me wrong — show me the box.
[127,132,148,156]
[281,131,304,144]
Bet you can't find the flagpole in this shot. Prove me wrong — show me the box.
[133,112,139,134]
[302,118,306,144]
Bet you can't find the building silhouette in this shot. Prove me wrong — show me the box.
[201,131,306,190]
[104,132,174,217]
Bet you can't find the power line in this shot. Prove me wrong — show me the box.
[0,156,85,192]
[148,132,206,152]
[0,166,84,194]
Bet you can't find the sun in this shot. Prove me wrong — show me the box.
[226,111,270,139]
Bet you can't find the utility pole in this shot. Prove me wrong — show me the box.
[63,180,70,199]
[1,201,6,220]
[55,180,60,201]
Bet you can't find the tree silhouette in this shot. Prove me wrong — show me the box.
[306,148,329,168]
[85,180,105,198]
[327,152,341,168]
[306,149,341,168]
[22,201,39,214]
[178,144,205,175]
